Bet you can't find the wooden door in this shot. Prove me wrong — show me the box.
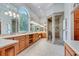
[74,8,79,40]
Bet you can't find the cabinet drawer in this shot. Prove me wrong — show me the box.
[15,43,19,54]
[19,40,25,51]
[65,44,76,56]
[65,50,71,56]
[5,46,15,56]
[25,36,29,47]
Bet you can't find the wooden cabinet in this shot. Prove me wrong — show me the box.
[0,51,1,56]
[0,43,16,56]
[4,37,19,55]
[30,33,39,43]
[29,34,34,45]
[13,36,20,54]
[14,35,26,53]
[15,43,19,54]
[38,33,42,39]
[25,35,29,47]
[36,33,39,40]
[64,43,77,56]
[32,34,37,42]
[74,8,79,40]
[65,50,71,56]
[19,40,25,51]
[1,32,45,56]
[5,46,15,56]
[41,33,46,38]
[19,36,26,51]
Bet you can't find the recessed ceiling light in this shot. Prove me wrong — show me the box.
[6,5,9,8]
[38,6,40,8]
[40,10,42,12]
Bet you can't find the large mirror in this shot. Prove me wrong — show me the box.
[0,4,29,34]
[30,21,45,32]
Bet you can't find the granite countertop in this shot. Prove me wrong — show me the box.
[0,39,18,48]
[64,40,79,55]
[0,31,46,39]
[0,31,45,48]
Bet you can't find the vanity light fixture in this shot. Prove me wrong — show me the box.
[17,14,20,18]
[13,12,16,18]
[30,21,45,27]
[8,11,12,16]
[4,12,8,15]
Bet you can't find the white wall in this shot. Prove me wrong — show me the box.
[46,4,64,43]
[64,3,73,41]
[29,10,46,26]
[51,14,64,43]
[59,15,64,41]
[47,3,64,16]
[0,16,12,34]
[52,16,55,43]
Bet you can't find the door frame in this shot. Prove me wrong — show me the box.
[47,16,52,41]
[52,12,64,43]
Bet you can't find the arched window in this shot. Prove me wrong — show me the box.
[18,7,30,32]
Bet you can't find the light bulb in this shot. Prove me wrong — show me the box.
[4,12,8,15]
[17,14,19,18]
[9,11,12,16]
[13,13,16,18]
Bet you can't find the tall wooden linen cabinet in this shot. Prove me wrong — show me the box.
[74,8,79,40]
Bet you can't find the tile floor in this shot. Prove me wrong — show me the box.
[17,38,64,56]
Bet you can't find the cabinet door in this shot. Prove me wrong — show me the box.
[5,47,15,56]
[19,36,26,51]
[74,8,79,40]
[25,35,29,47]
[15,43,19,54]
[65,44,77,56]
[14,36,20,53]
[32,34,36,42]
[65,50,71,56]
[19,40,25,51]
[0,51,1,56]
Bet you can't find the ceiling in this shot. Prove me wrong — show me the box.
[14,3,64,17]
[24,3,55,18]
[0,3,64,27]
[24,3,64,26]
[14,3,64,26]
[14,3,64,18]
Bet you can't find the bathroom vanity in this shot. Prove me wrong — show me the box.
[0,39,18,56]
[0,32,47,56]
[64,40,79,56]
